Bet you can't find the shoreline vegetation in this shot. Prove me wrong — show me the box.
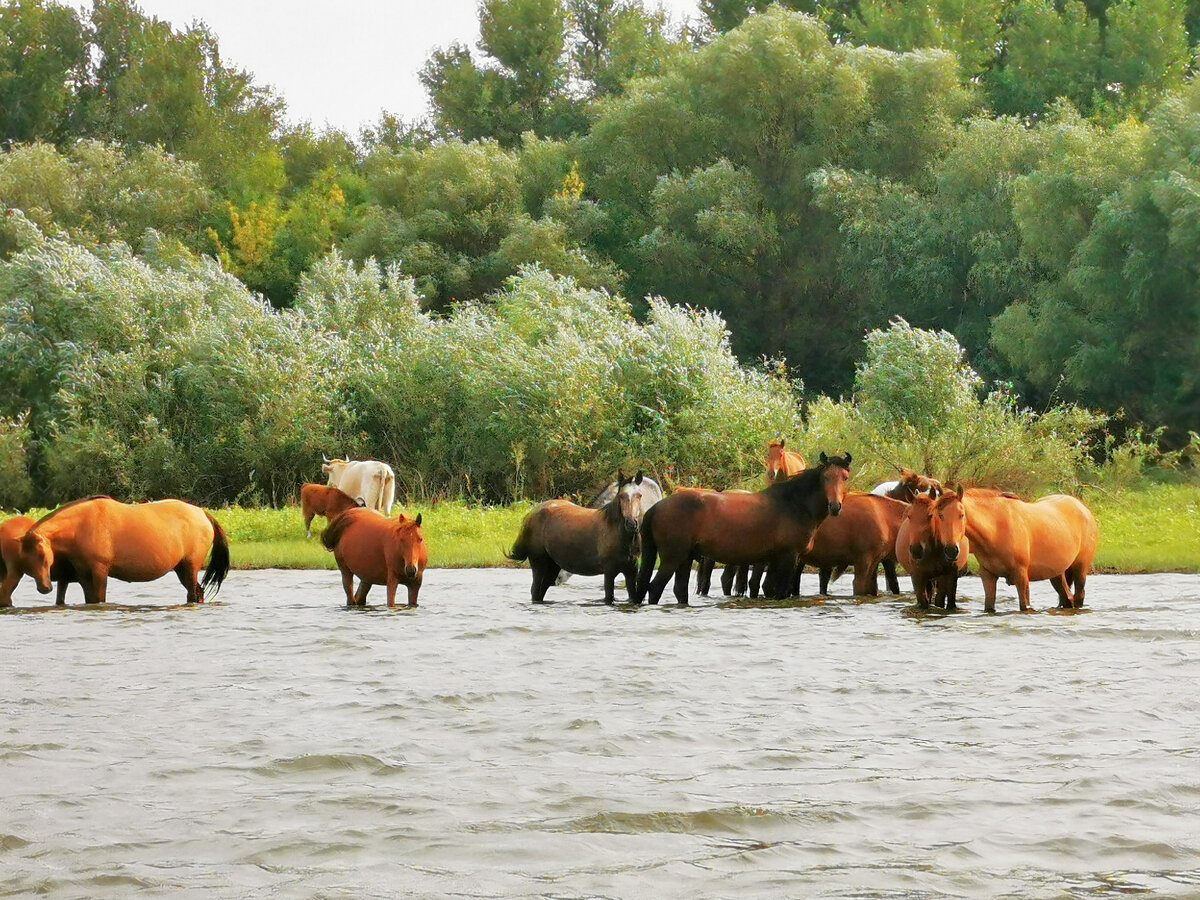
[4,482,1196,577]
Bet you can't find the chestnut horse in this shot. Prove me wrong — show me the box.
[637,452,851,604]
[1,516,77,607]
[896,488,969,610]
[874,468,944,503]
[507,471,642,604]
[962,488,1098,612]
[321,507,427,607]
[300,483,364,538]
[791,492,908,596]
[14,497,230,605]
[766,439,807,485]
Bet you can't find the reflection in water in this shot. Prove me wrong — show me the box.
[2,569,1199,897]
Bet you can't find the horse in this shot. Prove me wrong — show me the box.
[766,439,807,485]
[637,452,852,604]
[507,470,642,604]
[1,516,77,607]
[321,456,396,514]
[896,488,969,610]
[872,468,944,502]
[961,488,1098,612]
[791,492,909,596]
[558,470,663,585]
[321,507,427,607]
[300,483,365,538]
[13,497,230,605]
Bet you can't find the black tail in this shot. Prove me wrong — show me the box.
[201,513,231,598]
[506,518,531,563]
[321,511,354,551]
[634,503,660,603]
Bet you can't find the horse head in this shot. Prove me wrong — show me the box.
[19,530,55,594]
[930,485,967,564]
[394,513,426,580]
[766,439,788,483]
[817,451,852,516]
[615,470,643,534]
[904,494,936,561]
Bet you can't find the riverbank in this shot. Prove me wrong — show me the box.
[2,483,1198,573]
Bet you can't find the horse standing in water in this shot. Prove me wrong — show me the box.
[873,468,944,502]
[557,470,662,585]
[321,508,428,607]
[508,471,643,604]
[961,488,1098,612]
[791,492,909,596]
[638,452,851,604]
[896,487,969,610]
[12,497,229,605]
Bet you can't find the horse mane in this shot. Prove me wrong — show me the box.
[967,486,1027,502]
[32,495,113,530]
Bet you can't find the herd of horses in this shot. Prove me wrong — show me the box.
[0,442,1099,615]
[510,440,1099,614]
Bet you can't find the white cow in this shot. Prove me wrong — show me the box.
[321,457,396,515]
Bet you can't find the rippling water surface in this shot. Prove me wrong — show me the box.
[2,569,1200,898]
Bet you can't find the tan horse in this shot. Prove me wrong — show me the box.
[766,439,807,485]
[508,471,642,604]
[14,497,230,605]
[962,488,1098,612]
[300,483,364,538]
[321,507,427,607]
[1,516,76,607]
[897,488,969,610]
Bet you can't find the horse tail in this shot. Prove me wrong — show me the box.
[634,503,660,603]
[831,565,848,583]
[506,516,533,563]
[321,511,354,551]
[201,513,231,598]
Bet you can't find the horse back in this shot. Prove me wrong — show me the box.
[807,493,905,564]
[324,507,394,583]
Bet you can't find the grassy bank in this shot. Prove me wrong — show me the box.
[2,484,1198,574]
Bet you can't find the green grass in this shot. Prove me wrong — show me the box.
[3,485,1198,573]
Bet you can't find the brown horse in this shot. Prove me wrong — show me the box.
[300,483,364,538]
[792,492,908,596]
[14,497,230,605]
[766,439,807,485]
[321,507,428,607]
[507,471,642,604]
[962,488,1098,612]
[638,452,852,604]
[896,488,969,610]
[1,515,82,606]
[879,468,945,502]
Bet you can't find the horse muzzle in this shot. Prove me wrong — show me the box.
[909,543,925,561]
[404,564,419,580]
[943,546,960,562]
[35,578,52,595]
[827,502,842,517]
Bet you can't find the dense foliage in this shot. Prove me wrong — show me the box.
[2,0,1199,507]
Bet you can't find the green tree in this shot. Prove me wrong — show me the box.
[0,0,89,145]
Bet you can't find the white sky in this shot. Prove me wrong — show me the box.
[127,0,703,135]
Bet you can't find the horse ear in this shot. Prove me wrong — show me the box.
[635,470,644,484]
[843,452,852,468]
[819,451,828,465]
[779,438,786,448]
[617,468,626,485]
[956,484,965,498]
[415,513,422,526]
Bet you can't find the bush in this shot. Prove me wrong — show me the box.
[800,318,1103,493]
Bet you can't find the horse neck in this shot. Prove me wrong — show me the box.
[768,467,827,520]
[961,490,1005,543]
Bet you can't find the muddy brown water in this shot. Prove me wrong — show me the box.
[2,569,1199,898]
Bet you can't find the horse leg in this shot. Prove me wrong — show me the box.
[530,562,553,604]
[883,558,901,595]
[1014,571,1033,612]
[789,560,802,596]
[912,572,931,610]
[622,561,638,604]
[56,578,71,606]
[85,567,108,605]
[1070,564,1088,609]
[1050,573,1073,609]
[942,571,960,612]
[386,574,398,609]
[645,559,675,605]
[407,576,422,608]
[0,569,18,607]
[980,569,999,613]
[747,563,762,599]
[174,560,203,604]
[695,557,712,597]
[603,570,617,605]
[819,566,831,595]
[764,553,795,600]
[354,581,372,606]
[853,564,875,598]
[672,560,692,606]
[340,566,356,606]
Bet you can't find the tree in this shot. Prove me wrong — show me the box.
[0,0,89,145]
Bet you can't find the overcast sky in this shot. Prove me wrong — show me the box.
[127,0,703,135]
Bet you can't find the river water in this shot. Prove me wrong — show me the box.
[2,569,1199,898]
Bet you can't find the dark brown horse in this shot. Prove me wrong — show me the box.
[637,452,852,603]
[508,470,642,604]
[300,483,365,538]
[321,507,428,607]
[792,492,909,596]
[13,497,229,605]
[896,488,969,610]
